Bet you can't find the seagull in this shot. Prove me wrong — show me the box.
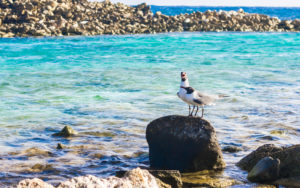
[177,72,222,117]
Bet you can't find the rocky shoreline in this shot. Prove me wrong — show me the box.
[0,0,300,38]
[13,116,300,187]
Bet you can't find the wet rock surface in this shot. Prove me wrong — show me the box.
[181,170,240,187]
[247,157,280,183]
[237,144,300,186]
[0,0,300,38]
[146,115,225,172]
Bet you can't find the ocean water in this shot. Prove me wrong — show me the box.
[0,32,300,186]
[151,6,300,20]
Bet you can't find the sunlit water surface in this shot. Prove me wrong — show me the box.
[0,32,299,186]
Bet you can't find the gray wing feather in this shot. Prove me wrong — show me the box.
[195,90,216,105]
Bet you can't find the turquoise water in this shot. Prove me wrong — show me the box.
[0,33,300,186]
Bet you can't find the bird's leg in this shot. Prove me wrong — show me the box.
[188,105,191,116]
[194,106,199,116]
[190,106,195,116]
[201,105,204,118]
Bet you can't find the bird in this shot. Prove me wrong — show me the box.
[177,72,221,117]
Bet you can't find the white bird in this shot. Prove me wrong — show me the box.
[177,72,222,117]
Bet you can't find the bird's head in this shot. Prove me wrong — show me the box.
[181,72,188,82]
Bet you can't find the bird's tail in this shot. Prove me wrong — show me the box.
[217,94,229,99]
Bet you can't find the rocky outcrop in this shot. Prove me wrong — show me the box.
[52,126,77,137]
[146,115,225,172]
[18,168,161,188]
[237,144,300,187]
[0,0,299,38]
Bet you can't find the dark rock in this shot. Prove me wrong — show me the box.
[115,170,127,178]
[237,144,300,186]
[237,144,282,171]
[274,145,300,178]
[222,145,242,153]
[52,126,77,137]
[148,170,182,188]
[274,177,300,188]
[146,115,225,172]
[247,157,280,183]
[56,143,65,149]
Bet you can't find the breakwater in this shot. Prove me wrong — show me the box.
[0,0,300,37]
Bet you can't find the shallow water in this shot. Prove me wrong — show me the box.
[0,32,300,186]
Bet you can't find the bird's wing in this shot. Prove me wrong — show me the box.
[195,90,216,105]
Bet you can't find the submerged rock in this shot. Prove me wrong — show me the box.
[181,170,239,187]
[146,115,225,172]
[22,147,53,157]
[222,145,242,153]
[247,157,280,183]
[52,126,77,137]
[56,143,65,149]
[28,164,54,173]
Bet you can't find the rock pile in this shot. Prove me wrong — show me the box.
[237,144,300,187]
[0,0,300,37]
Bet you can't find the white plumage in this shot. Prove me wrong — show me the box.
[177,72,220,117]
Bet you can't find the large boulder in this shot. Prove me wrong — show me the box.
[146,115,225,172]
[237,144,300,186]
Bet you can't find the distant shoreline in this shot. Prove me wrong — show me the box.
[0,0,299,38]
[139,5,300,8]
[149,6,300,20]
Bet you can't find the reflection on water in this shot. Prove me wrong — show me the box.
[0,33,299,186]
